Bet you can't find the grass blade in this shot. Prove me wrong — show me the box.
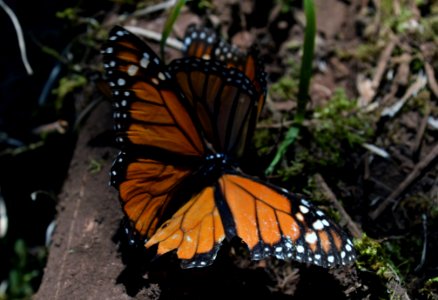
[265,0,316,175]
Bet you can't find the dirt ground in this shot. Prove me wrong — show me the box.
[31,0,438,299]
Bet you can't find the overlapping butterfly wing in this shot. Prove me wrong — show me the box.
[183,25,267,118]
[103,25,356,269]
[103,26,205,239]
[145,170,356,268]
[145,31,355,268]
[169,57,265,157]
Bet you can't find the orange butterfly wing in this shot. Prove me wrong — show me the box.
[145,186,226,268]
[104,26,356,269]
[111,152,192,239]
[103,27,206,240]
[103,26,204,157]
[218,174,356,268]
[146,172,355,268]
[182,25,266,116]
[169,58,264,158]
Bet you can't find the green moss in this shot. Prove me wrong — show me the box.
[270,76,299,101]
[253,127,275,156]
[313,89,372,145]
[309,89,374,166]
[88,158,103,174]
[6,239,46,299]
[56,7,80,21]
[273,89,374,183]
[355,235,403,282]
[420,277,438,299]
[52,74,87,111]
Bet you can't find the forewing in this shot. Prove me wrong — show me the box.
[182,24,267,116]
[102,26,204,157]
[169,58,262,157]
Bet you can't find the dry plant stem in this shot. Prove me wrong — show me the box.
[370,143,438,219]
[114,0,176,25]
[381,73,427,118]
[425,62,438,99]
[124,26,184,50]
[314,174,363,239]
[256,120,294,129]
[132,0,176,18]
[412,104,430,158]
[371,36,397,91]
[0,0,33,75]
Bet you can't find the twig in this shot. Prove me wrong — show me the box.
[358,36,397,108]
[0,0,33,75]
[124,26,184,50]
[370,143,438,219]
[314,173,363,239]
[381,72,427,118]
[371,36,397,90]
[414,213,427,273]
[256,120,294,129]
[0,191,7,238]
[114,0,177,24]
[424,62,438,99]
[362,143,390,159]
[412,103,431,160]
[132,0,176,18]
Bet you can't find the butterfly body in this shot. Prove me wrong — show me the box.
[103,25,356,269]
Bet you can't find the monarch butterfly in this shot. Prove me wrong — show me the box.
[102,25,356,269]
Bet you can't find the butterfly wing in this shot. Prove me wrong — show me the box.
[183,25,218,60]
[103,26,205,157]
[145,185,226,268]
[103,26,207,240]
[111,152,192,239]
[217,173,356,268]
[182,24,267,116]
[169,58,265,158]
[146,172,355,268]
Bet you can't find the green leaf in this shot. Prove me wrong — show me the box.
[266,0,316,175]
[160,0,187,61]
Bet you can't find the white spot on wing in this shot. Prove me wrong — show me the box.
[117,78,126,86]
[295,212,304,222]
[305,231,317,244]
[312,220,324,230]
[299,205,309,214]
[301,199,310,206]
[140,57,149,68]
[158,72,166,81]
[127,65,139,76]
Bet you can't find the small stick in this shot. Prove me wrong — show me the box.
[371,36,397,90]
[0,0,33,75]
[425,62,438,99]
[124,26,184,50]
[314,174,362,239]
[370,143,438,219]
[414,213,428,273]
[412,103,431,160]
